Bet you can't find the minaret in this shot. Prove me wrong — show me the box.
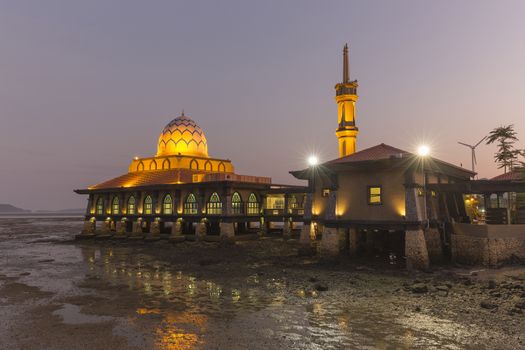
[335,44,359,157]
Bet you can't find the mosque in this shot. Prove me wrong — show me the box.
[76,45,525,270]
[75,110,307,241]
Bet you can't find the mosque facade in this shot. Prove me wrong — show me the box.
[75,112,307,241]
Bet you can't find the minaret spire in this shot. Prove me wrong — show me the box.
[335,43,359,158]
[343,43,349,83]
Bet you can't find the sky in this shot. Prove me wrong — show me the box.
[1,0,525,211]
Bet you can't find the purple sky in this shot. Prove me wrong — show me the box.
[1,1,525,210]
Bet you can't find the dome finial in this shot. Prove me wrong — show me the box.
[181,109,185,117]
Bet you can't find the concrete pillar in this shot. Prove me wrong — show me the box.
[283,219,292,239]
[82,219,95,234]
[320,227,340,260]
[424,228,443,263]
[337,227,348,253]
[100,220,111,233]
[405,229,430,270]
[150,221,160,236]
[130,220,143,237]
[258,218,267,237]
[298,223,316,256]
[348,228,359,256]
[171,220,182,236]
[196,221,207,240]
[115,220,126,236]
[325,190,337,220]
[220,222,235,242]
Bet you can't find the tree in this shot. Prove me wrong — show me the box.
[485,125,522,173]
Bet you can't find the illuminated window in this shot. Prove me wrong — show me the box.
[207,192,222,215]
[322,189,330,197]
[184,193,198,215]
[96,197,104,215]
[162,159,170,170]
[232,192,243,214]
[127,196,136,215]
[112,196,120,215]
[367,186,382,205]
[205,161,213,171]
[289,195,298,209]
[247,193,259,215]
[144,195,153,215]
[417,188,424,197]
[431,190,437,198]
[218,162,226,172]
[163,194,173,215]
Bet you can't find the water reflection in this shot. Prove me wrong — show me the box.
[77,245,492,349]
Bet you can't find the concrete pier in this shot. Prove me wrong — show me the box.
[405,229,430,270]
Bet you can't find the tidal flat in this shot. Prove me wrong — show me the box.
[0,217,524,349]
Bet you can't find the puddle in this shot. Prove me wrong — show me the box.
[53,303,113,325]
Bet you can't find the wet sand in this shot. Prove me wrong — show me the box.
[0,218,524,349]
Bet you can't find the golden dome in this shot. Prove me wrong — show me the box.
[156,113,209,158]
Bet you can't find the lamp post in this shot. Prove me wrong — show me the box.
[417,145,430,228]
[308,155,319,216]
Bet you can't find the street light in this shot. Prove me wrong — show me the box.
[417,145,430,157]
[308,155,319,167]
[307,155,319,219]
[417,145,430,228]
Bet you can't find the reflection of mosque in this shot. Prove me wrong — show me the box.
[79,245,289,349]
[75,111,307,240]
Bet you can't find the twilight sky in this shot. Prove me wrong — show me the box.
[1,0,525,210]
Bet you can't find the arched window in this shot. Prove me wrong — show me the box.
[247,193,259,215]
[232,192,243,214]
[96,197,104,215]
[204,161,212,171]
[289,195,298,209]
[162,159,170,170]
[190,159,199,170]
[163,194,173,215]
[207,192,222,215]
[127,196,136,215]
[144,195,153,215]
[137,162,144,171]
[184,193,198,214]
[149,160,157,171]
[112,196,120,215]
[218,162,226,172]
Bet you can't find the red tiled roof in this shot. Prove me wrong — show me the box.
[326,143,410,164]
[490,171,522,181]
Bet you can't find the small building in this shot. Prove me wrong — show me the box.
[75,112,307,241]
[291,143,474,269]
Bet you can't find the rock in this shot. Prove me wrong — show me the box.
[515,301,525,310]
[314,283,328,292]
[308,277,318,283]
[480,300,498,309]
[19,272,30,276]
[436,285,450,292]
[414,306,421,312]
[487,280,497,289]
[411,283,428,294]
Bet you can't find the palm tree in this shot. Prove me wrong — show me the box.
[485,125,521,173]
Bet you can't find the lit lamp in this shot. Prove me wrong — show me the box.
[308,155,319,217]
[417,145,430,227]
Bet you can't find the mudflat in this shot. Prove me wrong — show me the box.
[0,217,524,349]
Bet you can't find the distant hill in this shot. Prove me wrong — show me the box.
[0,204,30,213]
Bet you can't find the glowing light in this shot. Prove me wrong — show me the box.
[417,145,430,157]
[308,155,319,166]
[134,156,139,160]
